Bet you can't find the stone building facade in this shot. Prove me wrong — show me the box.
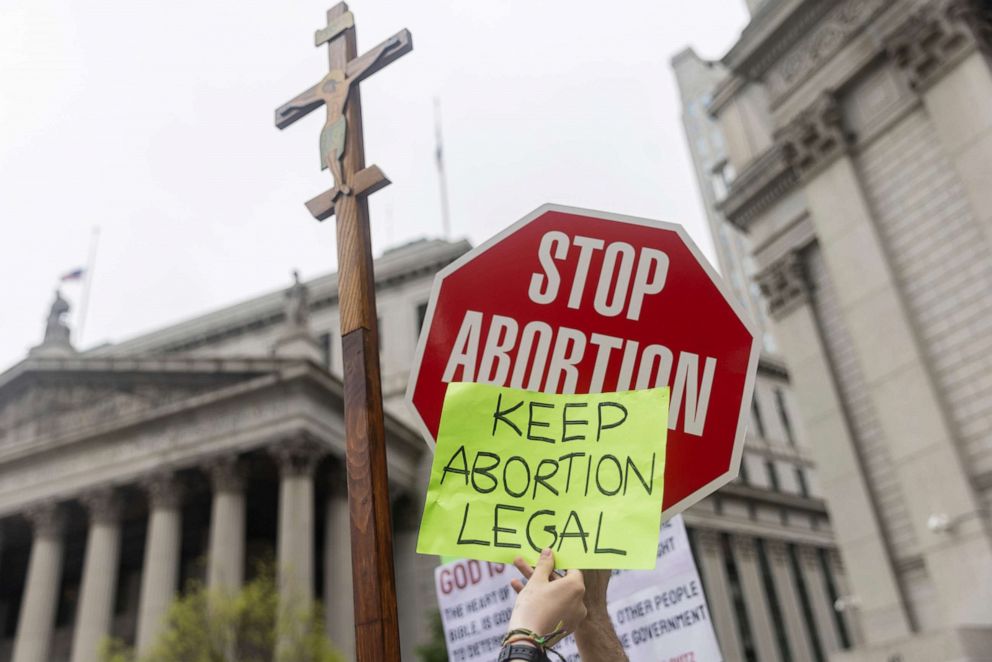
[692,0,992,659]
[674,45,857,662]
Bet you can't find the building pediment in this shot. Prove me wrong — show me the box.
[0,356,308,449]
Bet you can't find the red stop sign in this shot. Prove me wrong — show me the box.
[406,205,759,516]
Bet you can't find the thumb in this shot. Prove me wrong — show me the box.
[532,547,555,582]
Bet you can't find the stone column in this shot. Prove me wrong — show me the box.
[693,529,745,661]
[792,96,992,627]
[135,473,183,655]
[756,249,911,644]
[207,457,246,594]
[324,462,355,661]
[11,504,64,662]
[70,490,122,662]
[885,0,992,245]
[273,438,325,605]
[765,540,816,662]
[797,546,843,655]
[729,535,781,662]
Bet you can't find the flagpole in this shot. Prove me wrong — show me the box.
[434,97,452,238]
[77,226,100,346]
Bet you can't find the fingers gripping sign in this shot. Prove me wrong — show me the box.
[507,548,587,644]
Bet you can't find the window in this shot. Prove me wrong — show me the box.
[751,397,766,438]
[319,332,332,369]
[775,388,795,446]
[416,301,429,337]
[795,467,810,497]
[765,460,780,492]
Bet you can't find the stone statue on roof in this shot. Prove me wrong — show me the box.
[285,270,310,331]
[29,290,76,357]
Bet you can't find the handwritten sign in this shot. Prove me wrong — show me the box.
[417,382,669,568]
[433,516,722,662]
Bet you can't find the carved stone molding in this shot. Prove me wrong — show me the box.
[25,502,64,538]
[694,528,723,554]
[827,547,845,571]
[797,545,824,568]
[720,143,799,231]
[206,455,246,493]
[730,534,758,560]
[764,0,888,103]
[755,251,812,320]
[81,488,121,525]
[885,0,992,91]
[271,436,327,477]
[141,472,183,510]
[765,539,790,564]
[777,91,852,179]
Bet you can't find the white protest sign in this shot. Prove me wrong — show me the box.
[433,515,722,662]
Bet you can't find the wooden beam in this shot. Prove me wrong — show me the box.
[304,165,390,221]
[274,29,413,129]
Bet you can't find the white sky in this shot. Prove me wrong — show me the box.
[0,0,748,370]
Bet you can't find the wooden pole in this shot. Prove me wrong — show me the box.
[324,5,402,661]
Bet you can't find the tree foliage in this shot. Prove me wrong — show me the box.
[102,565,342,662]
[416,610,448,662]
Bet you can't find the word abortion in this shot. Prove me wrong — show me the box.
[442,312,717,436]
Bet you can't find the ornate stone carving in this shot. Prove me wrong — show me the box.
[755,251,811,320]
[694,528,724,554]
[885,0,992,91]
[764,539,790,564]
[777,91,851,178]
[206,455,246,493]
[765,0,888,102]
[730,534,758,560]
[720,143,798,231]
[797,545,824,568]
[271,436,327,476]
[81,488,121,524]
[25,502,64,538]
[141,472,183,509]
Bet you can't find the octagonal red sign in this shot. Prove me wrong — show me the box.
[406,204,760,517]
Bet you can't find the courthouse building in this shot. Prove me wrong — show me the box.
[679,0,992,659]
[1,227,852,662]
[675,43,856,662]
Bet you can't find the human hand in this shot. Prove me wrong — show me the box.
[512,561,626,661]
[507,548,587,641]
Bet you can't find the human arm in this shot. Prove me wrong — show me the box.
[572,570,627,662]
[504,548,586,657]
[511,563,627,661]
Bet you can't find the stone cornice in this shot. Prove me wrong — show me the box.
[722,0,826,79]
[884,0,992,91]
[719,143,798,231]
[777,91,852,179]
[763,0,889,105]
[754,250,811,321]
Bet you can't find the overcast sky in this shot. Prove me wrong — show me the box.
[0,0,748,370]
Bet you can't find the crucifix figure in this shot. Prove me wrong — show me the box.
[276,11,411,219]
[275,5,411,662]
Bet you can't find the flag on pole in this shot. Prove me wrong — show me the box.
[60,267,84,282]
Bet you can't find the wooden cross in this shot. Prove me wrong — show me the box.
[275,5,411,661]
